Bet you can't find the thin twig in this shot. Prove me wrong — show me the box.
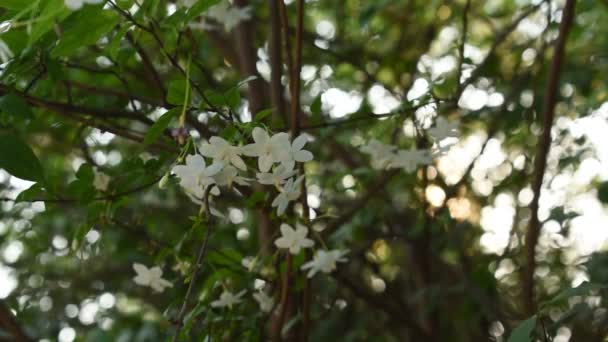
[523,0,576,316]
[172,186,216,341]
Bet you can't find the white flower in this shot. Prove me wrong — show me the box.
[274,223,314,254]
[200,137,247,171]
[427,117,459,141]
[236,228,250,241]
[213,165,251,187]
[242,128,290,172]
[172,154,222,198]
[301,249,348,278]
[241,256,257,271]
[0,39,13,64]
[93,171,110,191]
[211,290,246,309]
[370,276,386,293]
[253,291,274,313]
[132,263,173,293]
[360,139,397,170]
[206,1,251,32]
[256,165,296,186]
[271,176,303,216]
[64,0,103,10]
[389,149,433,172]
[172,261,191,276]
[280,134,314,171]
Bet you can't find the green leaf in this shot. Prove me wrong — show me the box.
[76,163,94,183]
[507,315,537,342]
[29,0,70,46]
[186,0,222,21]
[52,6,120,57]
[0,132,44,182]
[225,87,240,108]
[254,109,273,122]
[144,108,180,145]
[15,183,46,202]
[0,0,30,10]
[540,281,605,309]
[310,95,322,116]
[167,78,188,106]
[0,93,34,124]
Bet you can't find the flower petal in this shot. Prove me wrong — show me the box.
[294,150,313,163]
[292,134,308,151]
[252,127,269,144]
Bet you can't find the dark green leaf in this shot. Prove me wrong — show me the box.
[167,78,188,105]
[144,108,181,145]
[507,315,537,342]
[0,132,44,182]
[52,6,120,57]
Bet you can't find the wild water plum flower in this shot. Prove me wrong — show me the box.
[389,149,433,173]
[301,249,348,278]
[360,139,397,170]
[200,136,247,171]
[93,171,110,191]
[256,164,296,187]
[242,127,290,172]
[64,0,103,10]
[280,134,314,171]
[274,223,314,255]
[211,290,246,309]
[427,116,459,142]
[271,176,304,216]
[253,291,274,313]
[132,263,173,293]
[213,165,251,187]
[206,1,252,32]
[172,154,222,198]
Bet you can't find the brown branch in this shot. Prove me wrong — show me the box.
[268,0,287,125]
[0,301,32,342]
[523,0,576,316]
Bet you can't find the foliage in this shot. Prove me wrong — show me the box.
[0,0,607,341]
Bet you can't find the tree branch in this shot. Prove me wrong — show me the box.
[523,0,576,316]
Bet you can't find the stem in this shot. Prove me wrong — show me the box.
[523,0,576,316]
[172,186,216,341]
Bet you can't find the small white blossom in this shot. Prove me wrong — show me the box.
[271,176,304,216]
[64,0,103,10]
[213,165,251,187]
[360,140,397,170]
[132,263,173,293]
[242,128,290,172]
[172,261,191,276]
[200,137,247,171]
[241,256,257,271]
[211,290,246,309]
[0,39,12,64]
[427,117,459,141]
[301,249,348,278]
[274,223,314,254]
[172,154,222,198]
[236,228,250,241]
[256,165,296,186]
[93,171,110,191]
[280,134,314,171]
[370,276,386,293]
[389,149,433,172]
[253,291,274,313]
[206,1,251,32]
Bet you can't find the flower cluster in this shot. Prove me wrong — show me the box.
[171,127,313,217]
[360,116,459,171]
